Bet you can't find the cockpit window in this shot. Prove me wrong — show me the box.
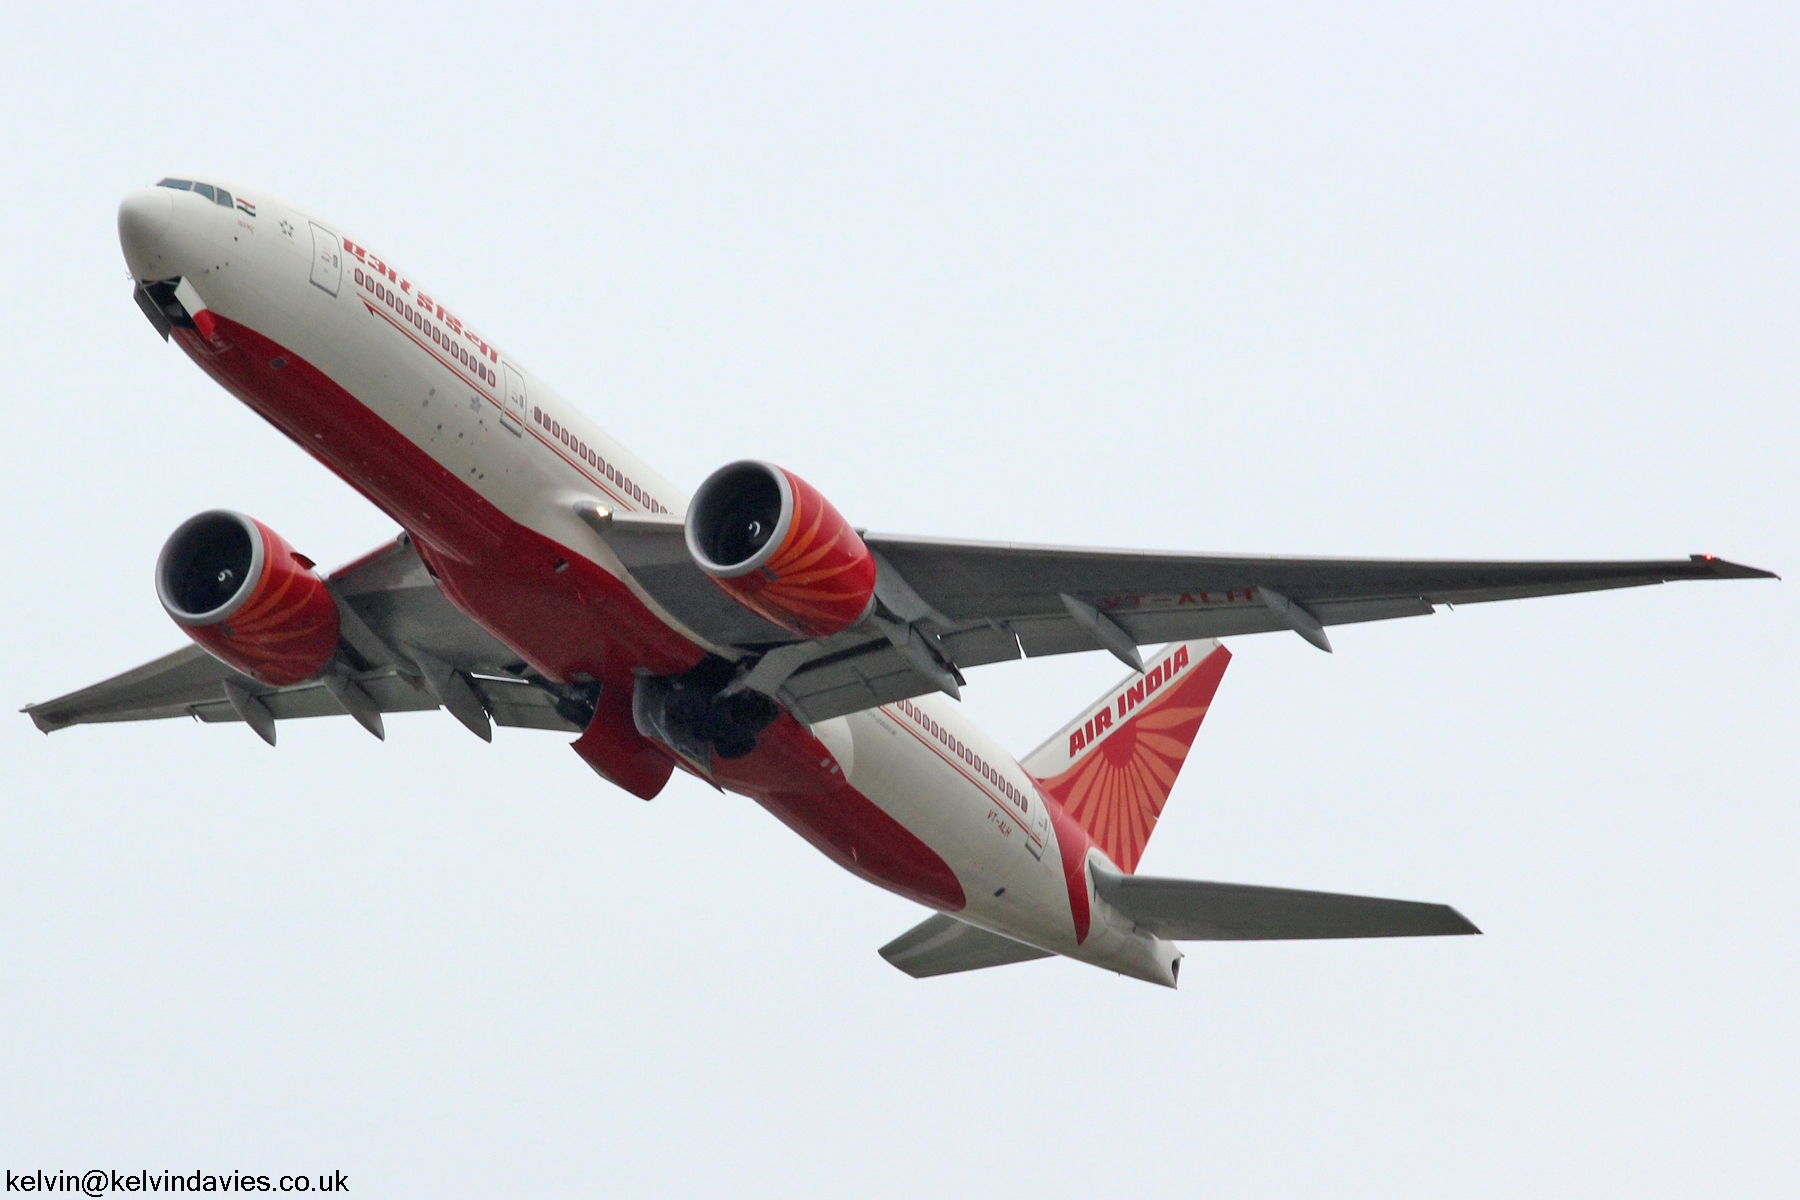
[155,178,236,208]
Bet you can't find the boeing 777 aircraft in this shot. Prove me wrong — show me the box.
[24,178,1775,986]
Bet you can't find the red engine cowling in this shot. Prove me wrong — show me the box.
[155,510,341,686]
[685,461,877,639]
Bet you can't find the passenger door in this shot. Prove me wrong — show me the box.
[1022,783,1050,860]
[308,223,341,296]
[499,363,526,435]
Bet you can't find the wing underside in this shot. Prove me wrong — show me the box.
[600,514,1774,723]
[23,537,590,741]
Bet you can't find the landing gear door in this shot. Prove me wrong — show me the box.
[499,363,526,435]
[308,223,341,297]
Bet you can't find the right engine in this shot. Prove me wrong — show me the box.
[155,510,341,686]
[684,460,878,639]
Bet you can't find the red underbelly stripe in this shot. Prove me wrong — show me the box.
[172,316,965,913]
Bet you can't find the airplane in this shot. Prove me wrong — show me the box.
[22,176,1775,987]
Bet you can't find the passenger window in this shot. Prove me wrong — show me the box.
[192,183,216,202]
[156,179,193,191]
[214,189,233,208]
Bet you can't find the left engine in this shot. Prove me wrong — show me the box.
[155,510,341,686]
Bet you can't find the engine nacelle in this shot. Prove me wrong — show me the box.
[156,510,341,686]
[685,461,877,639]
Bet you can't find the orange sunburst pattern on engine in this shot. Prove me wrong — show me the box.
[184,521,341,686]
[721,469,877,638]
[1033,642,1230,873]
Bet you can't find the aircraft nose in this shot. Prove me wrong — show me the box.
[118,187,174,280]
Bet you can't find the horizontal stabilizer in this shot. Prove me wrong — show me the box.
[879,913,1054,978]
[1093,864,1479,941]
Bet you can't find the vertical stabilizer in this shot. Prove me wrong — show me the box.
[1021,639,1230,873]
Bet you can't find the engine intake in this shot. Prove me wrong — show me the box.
[685,461,877,639]
[156,510,341,686]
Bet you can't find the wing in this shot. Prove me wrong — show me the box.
[864,536,1774,654]
[600,514,1775,723]
[878,912,1055,978]
[1092,866,1480,941]
[23,536,592,744]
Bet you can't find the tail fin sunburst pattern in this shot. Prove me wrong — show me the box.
[1022,639,1230,873]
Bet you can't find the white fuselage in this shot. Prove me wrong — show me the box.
[118,179,1180,985]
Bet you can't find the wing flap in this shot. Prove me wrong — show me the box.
[478,677,585,731]
[879,913,1055,978]
[779,640,948,723]
[1094,867,1480,941]
[187,673,442,723]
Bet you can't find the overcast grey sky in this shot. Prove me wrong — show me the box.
[3,4,1795,1196]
